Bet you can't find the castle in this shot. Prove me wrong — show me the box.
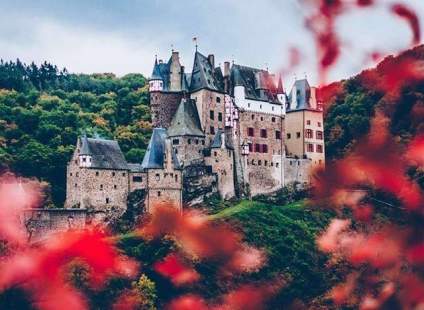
[21,49,325,241]
[65,49,325,214]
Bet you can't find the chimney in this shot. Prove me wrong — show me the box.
[172,51,179,61]
[223,61,230,77]
[159,59,163,64]
[208,54,215,68]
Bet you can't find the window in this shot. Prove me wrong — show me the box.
[272,117,276,123]
[74,183,77,188]
[248,127,255,137]
[307,144,314,152]
[106,198,110,204]
[251,114,255,120]
[70,173,73,176]
[210,126,215,134]
[173,139,179,145]
[82,157,86,162]
[188,139,192,144]
[275,131,281,140]
[258,160,262,166]
[276,163,279,168]
[112,172,115,176]
[262,144,268,153]
[175,175,178,182]
[216,97,221,103]
[202,140,205,145]
[248,143,253,152]
[296,132,301,138]
[305,129,313,139]
[287,133,291,139]
[317,145,323,153]
[100,184,103,190]
[316,131,323,140]
[214,151,217,157]
[122,172,126,176]
[318,122,322,127]
[133,176,143,182]
[210,110,215,120]
[114,185,117,189]
[255,144,260,152]
[306,120,311,125]
[264,160,268,166]
[195,139,199,144]
[218,112,223,122]
[155,173,160,181]
[260,129,267,138]
[260,117,264,121]
[95,171,99,176]
[158,191,161,197]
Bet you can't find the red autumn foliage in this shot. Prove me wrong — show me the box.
[0,173,138,310]
[313,112,424,212]
[0,174,43,244]
[391,3,421,46]
[140,204,264,275]
[154,253,200,286]
[167,294,209,310]
[214,283,280,310]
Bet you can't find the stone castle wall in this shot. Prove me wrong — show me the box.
[145,169,182,212]
[171,136,206,167]
[65,141,129,216]
[191,89,226,145]
[150,91,184,128]
[284,157,312,186]
[237,110,285,196]
[205,148,235,199]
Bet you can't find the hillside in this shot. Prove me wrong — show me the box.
[324,44,424,160]
[114,200,338,309]
[0,60,152,206]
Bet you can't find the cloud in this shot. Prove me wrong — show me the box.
[0,14,177,76]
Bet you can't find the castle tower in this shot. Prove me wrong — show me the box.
[141,128,183,212]
[285,79,325,166]
[205,129,235,199]
[149,54,185,128]
[149,57,164,92]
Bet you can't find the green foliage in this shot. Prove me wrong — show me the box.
[209,200,338,306]
[133,274,158,310]
[117,200,337,307]
[0,60,152,206]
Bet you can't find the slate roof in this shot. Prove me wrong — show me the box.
[141,128,181,170]
[150,56,192,92]
[287,79,312,112]
[79,137,129,170]
[127,163,144,173]
[149,57,172,90]
[190,52,225,93]
[168,99,204,137]
[230,64,281,103]
[210,129,233,149]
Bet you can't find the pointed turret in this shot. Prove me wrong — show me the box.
[149,57,164,92]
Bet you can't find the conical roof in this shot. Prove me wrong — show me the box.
[150,58,163,80]
[168,99,204,137]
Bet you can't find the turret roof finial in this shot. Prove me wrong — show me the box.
[193,37,198,52]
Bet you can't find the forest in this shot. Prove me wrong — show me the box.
[0,59,152,206]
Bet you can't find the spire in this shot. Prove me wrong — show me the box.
[277,74,284,94]
[150,56,163,81]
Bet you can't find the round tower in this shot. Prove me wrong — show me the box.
[149,57,164,92]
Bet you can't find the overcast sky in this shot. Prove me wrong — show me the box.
[0,0,423,86]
